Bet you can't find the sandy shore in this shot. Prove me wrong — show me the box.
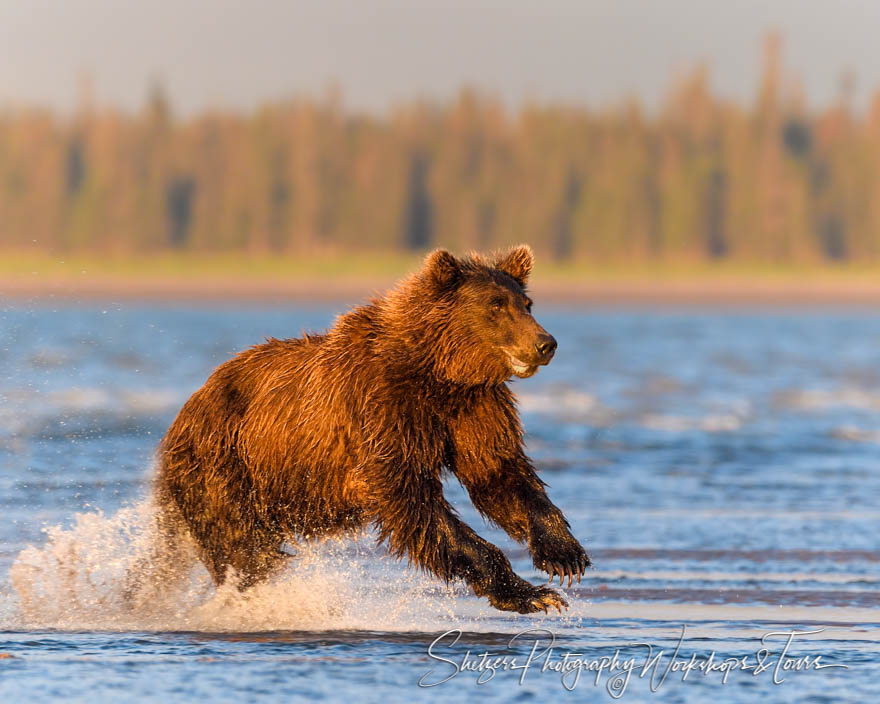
[4,273,880,305]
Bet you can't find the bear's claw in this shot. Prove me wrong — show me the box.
[544,556,590,588]
[486,582,569,614]
[534,538,591,589]
[529,587,568,614]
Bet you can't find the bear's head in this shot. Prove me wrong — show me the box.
[401,245,557,385]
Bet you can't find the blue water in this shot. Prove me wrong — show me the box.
[1,303,878,701]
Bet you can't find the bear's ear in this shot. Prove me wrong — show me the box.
[495,244,533,287]
[423,249,462,290]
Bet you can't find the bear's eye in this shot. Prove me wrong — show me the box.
[490,297,506,312]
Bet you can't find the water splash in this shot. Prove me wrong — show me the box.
[1,501,478,633]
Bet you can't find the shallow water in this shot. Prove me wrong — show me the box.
[1,303,878,701]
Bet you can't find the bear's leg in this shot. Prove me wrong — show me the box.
[213,534,291,591]
[372,475,567,614]
[158,449,290,591]
[454,462,590,588]
[176,511,289,592]
[442,514,568,614]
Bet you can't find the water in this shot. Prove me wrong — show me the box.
[1,302,878,701]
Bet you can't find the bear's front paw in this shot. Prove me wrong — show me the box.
[531,533,591,588]
[488,582,568,614]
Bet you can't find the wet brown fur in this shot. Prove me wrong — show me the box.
[152,246,590,613]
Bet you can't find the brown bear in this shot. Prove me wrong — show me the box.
[146,245,589,614]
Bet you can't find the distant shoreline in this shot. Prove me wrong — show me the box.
[5,274,880,305]
[4,251,880,305]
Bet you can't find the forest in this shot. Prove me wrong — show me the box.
[2,36,879,265]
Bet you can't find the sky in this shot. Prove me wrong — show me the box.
[2,0,879,117]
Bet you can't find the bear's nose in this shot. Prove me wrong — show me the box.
[535,334,557,361]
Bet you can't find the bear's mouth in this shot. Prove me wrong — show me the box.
[505,352,539,378]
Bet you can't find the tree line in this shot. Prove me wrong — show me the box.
[3,36,880,263]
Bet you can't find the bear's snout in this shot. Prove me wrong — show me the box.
[535,333,557,364]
